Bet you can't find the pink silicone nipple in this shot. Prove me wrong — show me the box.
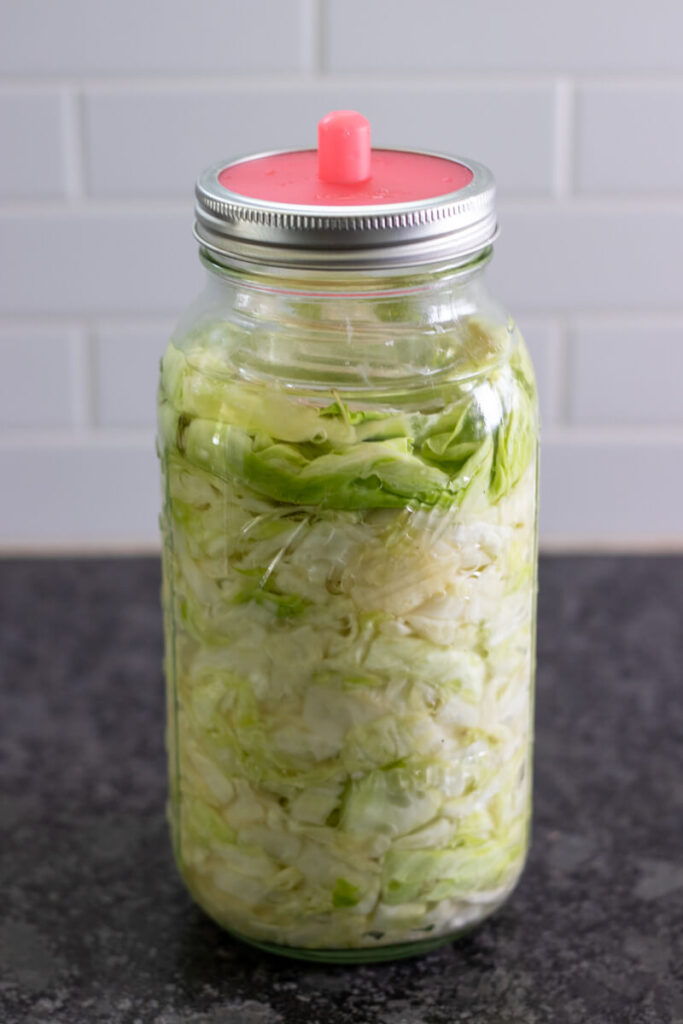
[317,110,372,185]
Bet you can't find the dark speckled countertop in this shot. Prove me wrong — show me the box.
[1,556,682,1024]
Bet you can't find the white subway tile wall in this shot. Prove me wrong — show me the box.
[2,1,307,75]
[94,322,174,428]
[1,0,682,550]
[570,322,683,426]
[0,443,159,547]
[0,327,76,428]
[84,85,556,198]
[0,91,67,198]
[576,85,683,194]
[517,320,563,428]
[490,207,683,312]
[324,0,683,73]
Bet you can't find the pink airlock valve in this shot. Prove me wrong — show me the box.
[218,111,474,207]
[317,110,371,185]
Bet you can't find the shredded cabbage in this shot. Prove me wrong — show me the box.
[159,315,537,951]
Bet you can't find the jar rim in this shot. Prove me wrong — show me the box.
[194,148,498,271]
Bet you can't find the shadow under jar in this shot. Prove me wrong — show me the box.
[158,112,539,962]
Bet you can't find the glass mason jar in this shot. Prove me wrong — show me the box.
[158,114,539,962]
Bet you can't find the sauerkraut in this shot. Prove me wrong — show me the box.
[158,315,538,953]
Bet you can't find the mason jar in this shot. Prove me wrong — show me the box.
[158,111,539,962]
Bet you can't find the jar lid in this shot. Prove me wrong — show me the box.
[194,110,497,270]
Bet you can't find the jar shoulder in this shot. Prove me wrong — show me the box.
[166,276,536,414]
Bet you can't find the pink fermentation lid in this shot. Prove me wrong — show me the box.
[194,110,497,269]
[219,111,474,207]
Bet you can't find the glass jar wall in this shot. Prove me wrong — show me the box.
[158,250,538,962]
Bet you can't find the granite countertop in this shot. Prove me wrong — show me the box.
[1,556,681,1024]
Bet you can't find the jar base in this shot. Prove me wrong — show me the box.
[223,926,475,963]
[178,858,511,963]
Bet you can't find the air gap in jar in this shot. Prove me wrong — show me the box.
[157,110,539,963]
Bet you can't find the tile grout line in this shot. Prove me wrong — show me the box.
[521,314,565,429]
[555,317,574,425]
[0,313,180,330]
[547,318,565,427]
[553,77,575,199]
[0,429,156,448]
[514,309,683,327]
[60,86,85,201]
[300,0,324,78]
[68,323,95,429]
[3,71,683,90]
[315,0,326,77]
[84,320,100,429]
